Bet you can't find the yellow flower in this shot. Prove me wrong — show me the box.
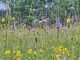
[56,53,60,60]
[33,51,37,55]
[5,50,11,55]
[27,49,32,54]
[16,58,21,60]
[64,48,68,52]
[16,51,21,56]
[59,46,64,50]
[2,18,5,22]
[14,50,21,57]
[14,50,22,60]
[56,54,60,57]
[66,17,70,24]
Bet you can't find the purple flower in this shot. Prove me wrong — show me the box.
[0,1,9,11]
[55,17,60,28]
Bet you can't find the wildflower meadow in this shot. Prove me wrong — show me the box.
[0,23,80,60]
[0,0,80,60]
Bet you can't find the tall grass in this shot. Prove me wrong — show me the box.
[0,24,80,60]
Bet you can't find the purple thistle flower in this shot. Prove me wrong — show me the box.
[55,17,61,28]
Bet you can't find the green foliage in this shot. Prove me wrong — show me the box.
[26,16,35,23]
[0,0,80,25]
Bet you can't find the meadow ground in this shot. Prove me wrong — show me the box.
[0,24,80,60]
